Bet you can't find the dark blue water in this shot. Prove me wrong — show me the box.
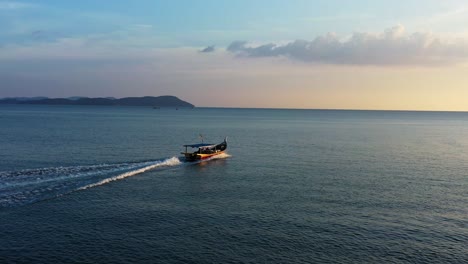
[1,105,467,263]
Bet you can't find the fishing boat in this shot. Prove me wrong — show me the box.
[182,137,227,161]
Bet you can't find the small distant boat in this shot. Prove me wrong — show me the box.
[182,137,227,161]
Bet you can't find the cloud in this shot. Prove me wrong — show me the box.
[0,1,35,9]
[227,25,468,66]
[133,24,153,29]
[200,45,215,53]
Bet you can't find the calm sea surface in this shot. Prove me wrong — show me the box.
[0,105,467,263]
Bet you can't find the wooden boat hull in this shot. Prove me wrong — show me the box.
[183,151,225,162]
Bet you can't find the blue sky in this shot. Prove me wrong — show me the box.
[2,0,468,110]
[3,0,467,47]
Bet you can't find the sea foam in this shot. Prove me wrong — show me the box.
[0,157,183,207]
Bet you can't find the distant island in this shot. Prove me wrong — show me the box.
[0,96,194,108]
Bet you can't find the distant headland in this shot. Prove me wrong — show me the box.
[0,96,194,108]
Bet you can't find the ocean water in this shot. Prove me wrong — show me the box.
[0,105,467,263]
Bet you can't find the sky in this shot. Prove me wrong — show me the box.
[2,0,468,110]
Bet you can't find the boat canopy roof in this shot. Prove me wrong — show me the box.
[183,143,216,148]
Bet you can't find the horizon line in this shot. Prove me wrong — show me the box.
[2,103,468,113]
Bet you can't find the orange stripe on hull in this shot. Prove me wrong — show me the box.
[184,151,224,161]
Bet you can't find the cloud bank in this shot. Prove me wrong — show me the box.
[200,45,215,53]
[227,25,468,65]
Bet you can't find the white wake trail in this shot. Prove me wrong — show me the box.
[78,157,182,190]
[1,154,231,207]
[0,157,182,207]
